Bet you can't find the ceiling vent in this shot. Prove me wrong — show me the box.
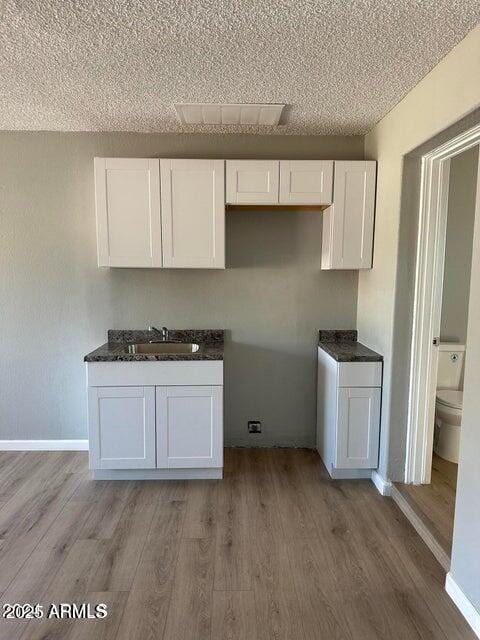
[174,103,285,126]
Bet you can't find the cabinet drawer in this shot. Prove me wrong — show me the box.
[337,361,382,387]
[86,361,224,387]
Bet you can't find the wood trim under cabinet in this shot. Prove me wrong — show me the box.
[226,204,330,212]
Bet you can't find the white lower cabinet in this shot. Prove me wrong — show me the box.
[156,386,223,468]
[336,386,381,469]
[89,385,223,472]
[88,386,156,469]
[87,361,224,478]
[317,348,382,478]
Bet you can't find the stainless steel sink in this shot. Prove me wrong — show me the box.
[123,342,201,355]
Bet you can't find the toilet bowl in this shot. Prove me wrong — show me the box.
[434,389,462,463]
[433,343,465,464]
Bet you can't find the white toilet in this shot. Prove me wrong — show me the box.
[434,343,466,464]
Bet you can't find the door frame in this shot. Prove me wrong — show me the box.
[405,123,480,485]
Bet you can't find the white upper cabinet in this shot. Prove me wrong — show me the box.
[226,160,279,204]
[94,158,162,268]
[93,157,376,270]
[321,161,376,270]
[226,160,334,206]
[160,159,225,268]
[279,160,333,204]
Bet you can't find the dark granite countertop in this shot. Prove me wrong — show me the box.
[318,330,382,363]
[84,329,224,362]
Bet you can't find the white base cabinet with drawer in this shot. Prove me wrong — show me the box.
[87,361,224,480]
[316,348,382,479]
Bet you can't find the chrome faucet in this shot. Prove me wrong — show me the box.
[148,325,169,342]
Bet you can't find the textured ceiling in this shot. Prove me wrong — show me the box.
[0,1,479,135]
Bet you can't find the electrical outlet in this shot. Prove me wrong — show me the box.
[248,421,262,434]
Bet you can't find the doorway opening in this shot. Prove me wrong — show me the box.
[395,125,480,567]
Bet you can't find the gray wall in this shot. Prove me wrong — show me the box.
[440,146,478,344]
[451,144,480,611]
[0,131,363,446]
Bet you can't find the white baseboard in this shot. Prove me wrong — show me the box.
[371,470,392,496]
[0,440,89,451]
[391,485,450,571]
[445,573,480,638]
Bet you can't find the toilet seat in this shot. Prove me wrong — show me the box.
[436,389,463,410]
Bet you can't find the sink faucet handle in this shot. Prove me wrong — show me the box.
[148,325,169,340]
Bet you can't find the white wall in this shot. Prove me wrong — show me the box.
[358,25,480,479]
[0,131,362,447]
[357,24,480,618]
[440,146,478,344]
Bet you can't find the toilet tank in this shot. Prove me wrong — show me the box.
[437,343,466,389]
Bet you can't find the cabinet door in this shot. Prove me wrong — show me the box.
[156,386,223,468]
[88,386,156,469]
[160,159,225,268]
[226,160,279,204]
[336,387,380,469]
[321,161,376,269]
[279,160,333,204]
[94,158,162,268]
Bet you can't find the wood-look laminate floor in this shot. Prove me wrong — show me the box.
[395,453,458,558]
[0,448,474,640]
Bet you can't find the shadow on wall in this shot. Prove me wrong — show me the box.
[226,208,320,269]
